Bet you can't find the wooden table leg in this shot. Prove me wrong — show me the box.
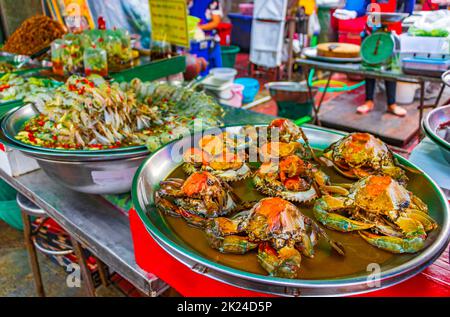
[70,238,96,297]
[21,211,45,297]
[93,255,109,287]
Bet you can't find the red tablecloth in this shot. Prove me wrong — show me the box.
[129,209,450,297]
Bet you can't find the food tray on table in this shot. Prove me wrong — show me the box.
[132,123,450,296]
[302,47,362,64]
[0,52,51,76]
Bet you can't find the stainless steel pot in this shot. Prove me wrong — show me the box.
[27,153,147,195]
[423,105,450,164]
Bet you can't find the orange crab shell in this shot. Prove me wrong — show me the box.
[183,148,212,165]
[354,175,410,214]
[252,197,299,232]
[279,155,310,179]
[181,172,213,197]
[199,134,230,156]
[260,142,300,161]
[209,152,245,171]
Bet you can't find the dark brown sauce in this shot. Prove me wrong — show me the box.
[163,164,403,279]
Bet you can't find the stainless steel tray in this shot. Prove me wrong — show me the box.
[302,47,362,64]
[132,125,450,296]
[1,104,148,155]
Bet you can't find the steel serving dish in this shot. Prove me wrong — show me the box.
[423,105,450,164]
[302,47,362,64]
[1,104,148,155]
[132,125,450,296]
[0,108,150,194]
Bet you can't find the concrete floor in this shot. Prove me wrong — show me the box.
[0,219,123,297]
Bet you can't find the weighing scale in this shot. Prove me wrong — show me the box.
[360,12,409,69]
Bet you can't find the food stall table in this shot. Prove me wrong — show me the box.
[1,105,448,297]
[295,58,446,137]
[0,167,169,296]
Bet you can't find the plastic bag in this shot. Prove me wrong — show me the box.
[308,11,321,36]
[409,10,450,37]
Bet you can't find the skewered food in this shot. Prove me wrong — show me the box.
[313,175,437,253]
[206,197,345,278]
[2,15,66,56]
[321,133,408,183]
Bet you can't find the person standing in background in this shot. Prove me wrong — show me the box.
[356,0,414,117]
[188,0,224,68]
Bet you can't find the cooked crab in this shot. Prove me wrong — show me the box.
[183,148,251,182]
[198,132,245,156]
[205,197,345,278]
[313,175,437,253]
[321,133,408,183]
[155,171,241,227]
[253,155,348,203]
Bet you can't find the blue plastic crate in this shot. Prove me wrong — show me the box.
[228,13,253,52]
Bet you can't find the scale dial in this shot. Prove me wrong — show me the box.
[360,32,395,65]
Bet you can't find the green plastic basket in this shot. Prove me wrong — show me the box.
[221,45,240,68]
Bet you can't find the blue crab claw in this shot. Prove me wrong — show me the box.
[359,231,425,254]
[313,196,375,232]
[257,243,302,279]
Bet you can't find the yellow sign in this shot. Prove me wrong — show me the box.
[149,0,189,47]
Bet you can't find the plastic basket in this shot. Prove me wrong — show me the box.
[221,45,240,68]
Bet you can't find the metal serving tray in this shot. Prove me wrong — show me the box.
[1,104,148,155]
[132,125,450,296]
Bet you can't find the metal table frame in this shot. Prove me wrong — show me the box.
[296,59,446,132]
[0,168,169,297]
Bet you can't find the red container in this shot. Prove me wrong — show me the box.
[217,22,232,46]
[338,31,363,45]
[239,3,254,15]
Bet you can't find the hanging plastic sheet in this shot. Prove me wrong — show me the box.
[46,0,152,48]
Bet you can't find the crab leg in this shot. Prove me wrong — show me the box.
[205,217,257,254]
[257,243,302,279]
[154,193,207,228]
[359,232,425,254]
[313,196,374,232]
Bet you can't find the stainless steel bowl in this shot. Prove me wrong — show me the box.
[28,153,147,195]
[1,103,148,155]
[0,115,150,194]
[423,105,450,164]
[132,125,450,296]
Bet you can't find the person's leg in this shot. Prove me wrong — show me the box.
[357,78,375,114]
[385,80,407,117]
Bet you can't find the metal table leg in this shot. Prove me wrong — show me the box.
[315,72,333,125]
[71,238,96,296]
[418,81,425,139]
[433,83,445,108]
[305,67,318,123]
[21,211,45,297]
